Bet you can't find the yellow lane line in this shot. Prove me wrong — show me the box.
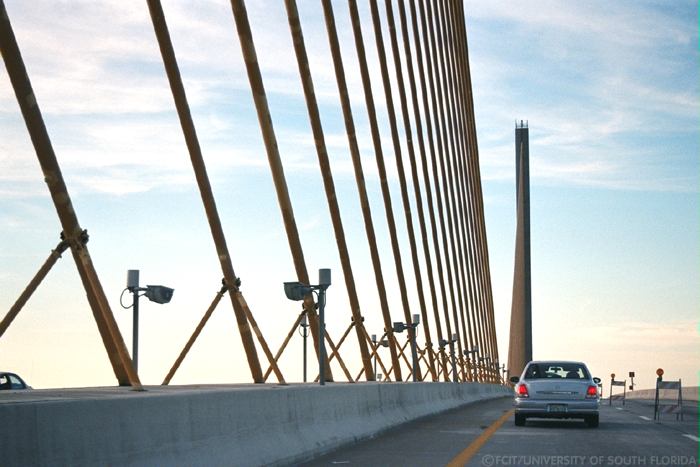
[447,408,515,467]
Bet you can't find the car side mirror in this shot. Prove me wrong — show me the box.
[593,377,601,384]
[509,376,520,384]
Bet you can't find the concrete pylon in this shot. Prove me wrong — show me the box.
[507,121,532,379]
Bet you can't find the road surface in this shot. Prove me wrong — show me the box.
[300,396,698,466]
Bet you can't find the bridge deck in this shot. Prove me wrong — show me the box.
[303,397,698,466]
[0,382,508,466]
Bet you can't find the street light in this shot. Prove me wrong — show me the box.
[299,312,309,382]
[464,345,479,382]
[284,268,331,385]
[393,314,421,382]
[371,333,389,381]
[120,269,174,374]
[440,333,459,382]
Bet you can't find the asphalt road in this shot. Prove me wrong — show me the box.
[300,396,698,467]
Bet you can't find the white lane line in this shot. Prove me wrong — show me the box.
[639,416,651,421]
[615,407,623,410]
[683,434,699,443]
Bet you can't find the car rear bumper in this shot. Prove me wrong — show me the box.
[514,398,599,418]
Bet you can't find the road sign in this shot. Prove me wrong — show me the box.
[654,379,683,421]
[609,378,627,406]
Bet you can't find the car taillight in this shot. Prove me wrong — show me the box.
[517,384,529,398]
[586,385,598,398]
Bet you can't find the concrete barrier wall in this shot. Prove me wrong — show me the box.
[0,382,510,467]
[625,386,698,402]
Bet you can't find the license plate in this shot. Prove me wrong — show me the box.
[547,404,568,413]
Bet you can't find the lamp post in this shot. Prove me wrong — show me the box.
[464,346,479,382]
[449,333,458,382]
[122,269,174,375]
[393,314,421,382]
[371,334,389,381]
[300,313,309,382]
[128,270,140,374]
[441,334,459,382]
[284,268,331,386]
[371,334,378,379]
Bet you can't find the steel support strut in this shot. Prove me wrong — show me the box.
[381,0,439,381]
[162,284,227,385]
[228,0,334,380]
[284,0,374,381]
[416,0,463,378]
[146,0,266,382]
[452,0,500,377]
[366,0,425,382]
[321,0,404,381]
[442,0,481,381]
[396,0,448,382]
[427,0,475,381]
[399,2,445,380]
[348,0,417,381]
[0,239,68,339]
[407,0,454,381]
[0,2,140,387]
[435,0,481,380]
[442,0,489,380]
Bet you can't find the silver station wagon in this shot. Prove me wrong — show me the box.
[510,360,601,427]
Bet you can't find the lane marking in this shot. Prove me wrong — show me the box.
[639,416,651,421]
[615,407,623,410]
[683,434,699,443]
[439,429,482,435]
[447,409,515,467]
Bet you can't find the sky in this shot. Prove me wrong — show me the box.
[0,1,697,392]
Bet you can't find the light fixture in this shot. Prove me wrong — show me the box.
[392,314,421,382]
[120,269,174,374]
[284,269,331,385]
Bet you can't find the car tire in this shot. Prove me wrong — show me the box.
[514,414,526,426]
[584,415,599,428]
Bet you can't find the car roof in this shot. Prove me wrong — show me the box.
[527,361,587,365]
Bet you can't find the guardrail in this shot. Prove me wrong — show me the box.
[0,382,510,466]
[626,386,698,402]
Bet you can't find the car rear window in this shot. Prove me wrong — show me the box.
[523,363,590,380]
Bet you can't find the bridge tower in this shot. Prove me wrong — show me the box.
[507,120,532,379]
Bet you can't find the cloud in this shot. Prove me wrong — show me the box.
[2,0,697,201]
[466,1,696,49]
[467,1,699,192]
[0,0,408,199]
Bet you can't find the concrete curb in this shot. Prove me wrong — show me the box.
[0,382,510,466]
[625,386,698,402]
